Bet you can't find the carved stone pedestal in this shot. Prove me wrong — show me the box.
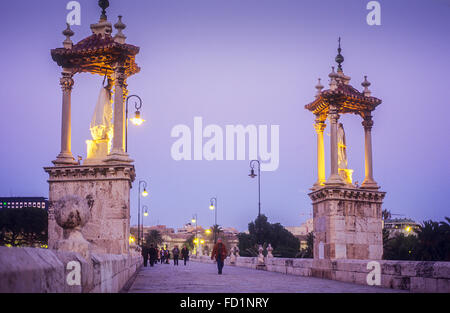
[44,164,135,255]
[308,186,385,260]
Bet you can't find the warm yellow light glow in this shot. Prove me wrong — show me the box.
[130,117,145,126]
[144,211,149,217]
[209,205,215,210]
[405,226,412,233]
[129,235,136,245]
[200,239,205,244]
[191,219,196,224]
[142,189,149,197]
[193,238,199,244]
[205,229,211,235]
[338,168,354,184]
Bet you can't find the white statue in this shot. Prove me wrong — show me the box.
[230,246,237,264]
[85,83,113,164]
[257,245,265,265]
[267,243,274,258]
[337,123,353,184]
[337,123,348,169]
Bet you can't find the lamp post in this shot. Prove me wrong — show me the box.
[141,205,149,244]
[209,197,218,243]
[126,95,145,153]
[191,214,198,256]
[249,160,262,244]
[249,160,261,217]
[138,180,148,246]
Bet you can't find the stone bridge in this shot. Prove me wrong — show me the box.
[2,246,448,293]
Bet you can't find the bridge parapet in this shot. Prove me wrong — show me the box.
[190,255,450,292]
[0,246,141,293]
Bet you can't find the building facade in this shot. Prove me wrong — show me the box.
[0,197,49,211]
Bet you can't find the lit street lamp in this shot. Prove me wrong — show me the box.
[209,196,218,243]
[126,95,145,152]
[137,180,148,246]
[192,214,198,255]
[141,205,149,245]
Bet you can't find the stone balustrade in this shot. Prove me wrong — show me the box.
[190,255,450,293]
[0,246,142,293]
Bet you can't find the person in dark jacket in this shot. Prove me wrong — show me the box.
[172,245,180,266]
[148,244,158,267]
[160,248,165,264]
[211,238,227,275]
[141,246,149,267]
[165,248,170,264]
[181,245,189,266]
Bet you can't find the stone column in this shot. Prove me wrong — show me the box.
[53,69,77,166]
[325,106,345,185]
[361,115,378,189]
[313,120,326,188]
[106,65,132,163]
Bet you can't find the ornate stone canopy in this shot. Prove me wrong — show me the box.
[51,31,140,77]
[305,82,381,121]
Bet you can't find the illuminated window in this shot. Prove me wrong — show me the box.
[37,203,41,208]
[33,202,36,207]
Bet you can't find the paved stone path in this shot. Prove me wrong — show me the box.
[127,260,405,293]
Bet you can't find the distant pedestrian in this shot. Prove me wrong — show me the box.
[181,245,189,266]
[172,245,180,266]
[149,244,158,267]
[165,248,170,264]
[142,245,149,267]
[160,248,165,264]
[211,238,227,275]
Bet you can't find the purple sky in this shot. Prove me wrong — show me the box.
[0,0,449,231]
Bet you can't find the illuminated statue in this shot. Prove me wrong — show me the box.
[84,81,114,164]
[337,123,353,184]
[337,123,348,169]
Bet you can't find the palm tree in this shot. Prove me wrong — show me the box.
[416,220,442,261]
[211,224,223,243]
[144,229,163,248]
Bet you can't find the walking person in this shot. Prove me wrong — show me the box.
[149,244,158,267]
[172,245,180,266]
[165,247,170,264]
[160,248,165,264]
[211,238,227,275]
[181,245,189,266]
[156,246,160,264]
[141,245,149,267]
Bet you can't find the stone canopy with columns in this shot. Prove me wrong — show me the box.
[305,39,385,260]
[305,40,381,190]
[45,2,140,255]
[51,8,140,166]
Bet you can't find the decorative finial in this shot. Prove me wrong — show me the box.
[329,67,338,91]
[362,75,371,96]
[315,78,324,96]
[335,37,344,72]
[114,15,127,43]
[98,0,110,21]
[62,23,74,49]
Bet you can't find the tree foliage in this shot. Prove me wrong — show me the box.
[383,217,450,261]
[297,231,314,258]
[237,215,300,258]
[144,229,163,248]
[0,207,48,247]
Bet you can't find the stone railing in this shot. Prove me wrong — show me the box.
[0,246,142,293]
[191,255,450,293]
